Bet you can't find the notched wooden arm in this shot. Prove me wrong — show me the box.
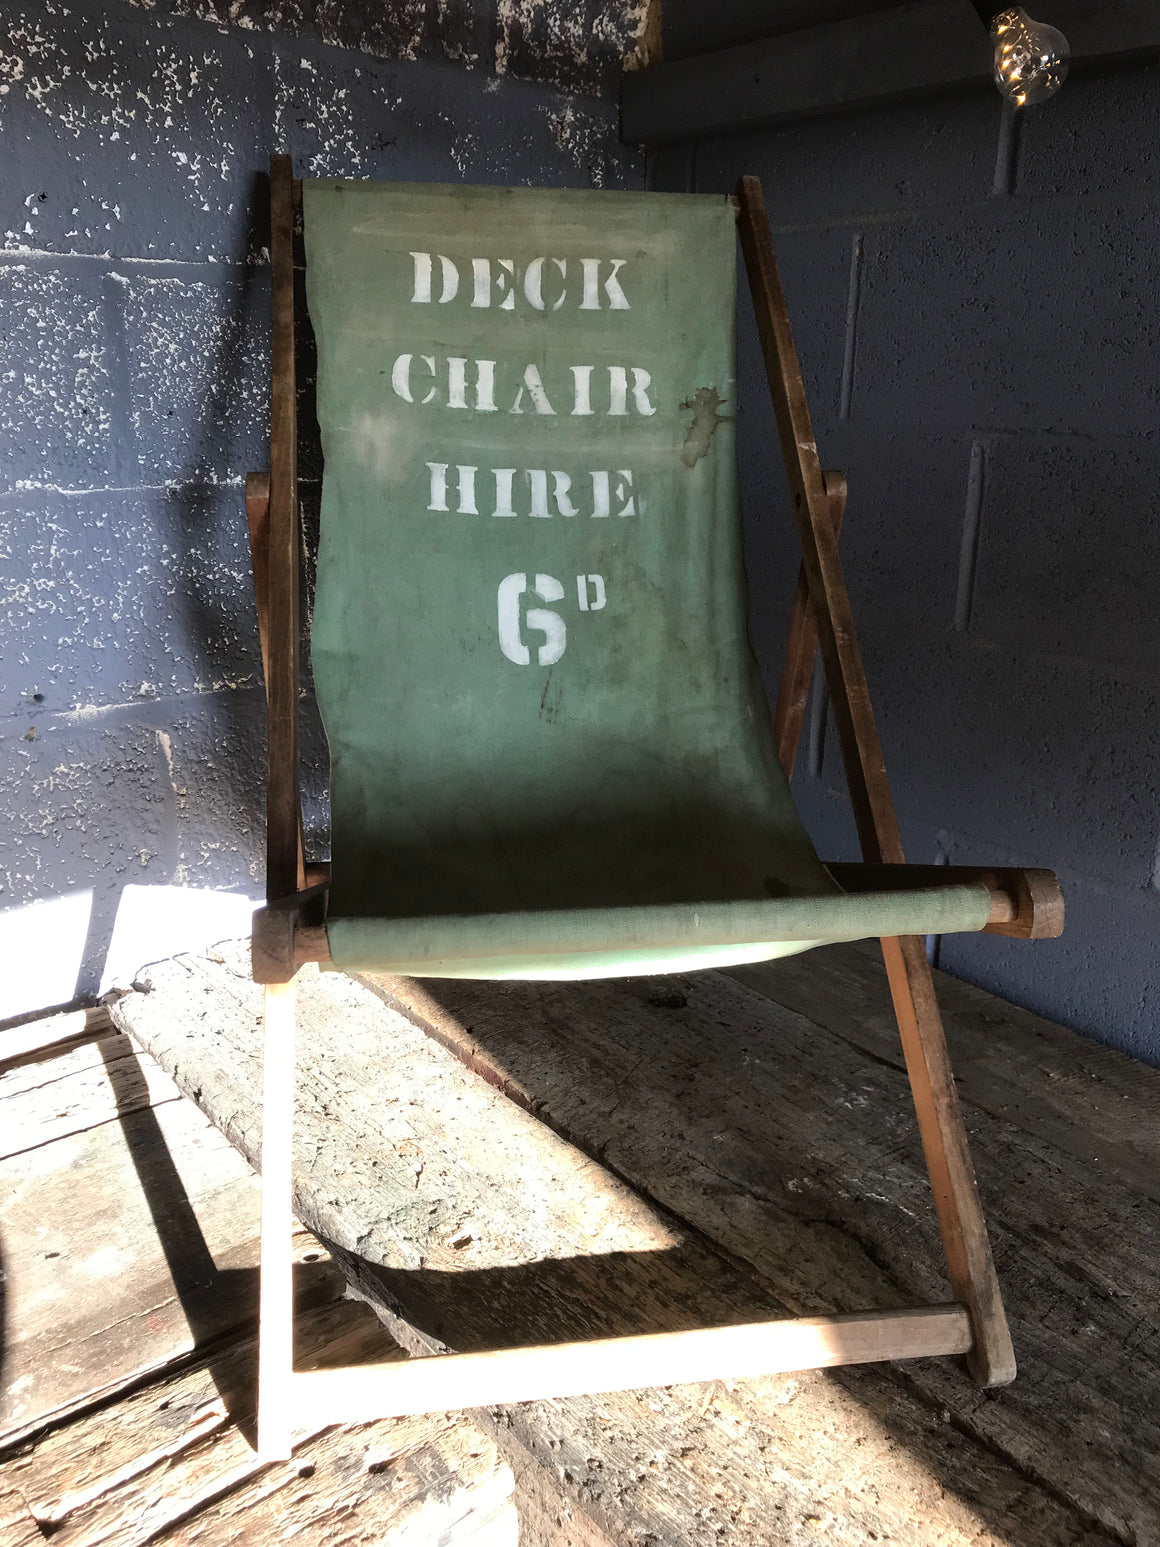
[825,863,1065,940]
[252,883,331,983]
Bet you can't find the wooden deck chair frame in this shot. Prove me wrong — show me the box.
[246,155,1063,1460]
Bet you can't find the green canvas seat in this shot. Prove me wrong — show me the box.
[301,180,989,979]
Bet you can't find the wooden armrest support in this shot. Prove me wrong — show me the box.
[824,863,1064,940]
[250,864,1062,982]
[252,883,330,983]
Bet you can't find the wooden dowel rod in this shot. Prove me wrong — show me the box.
[291,1305,971,1424]
[283,873,1040,973]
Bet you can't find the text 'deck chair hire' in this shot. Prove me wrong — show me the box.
[248,157,1064,1459]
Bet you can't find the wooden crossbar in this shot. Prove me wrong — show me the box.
[288,1306,971,1427]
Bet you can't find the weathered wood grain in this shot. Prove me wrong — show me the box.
[373,962,1160,1545]
[0,1489,41,1547]
[110,944,1139,1546]
[0,1034,180,1160]
[265,153,303,904]
[0,1295,515,1547]
[0,1007,114,1076]
[731,941,1160,1202]
[0,1032,332,1446]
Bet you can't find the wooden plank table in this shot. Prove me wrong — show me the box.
[104,940,1158,1546]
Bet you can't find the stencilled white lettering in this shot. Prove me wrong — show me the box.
[392,356,654,418]
[498,573,568,666]
[497,572,607,665]
[398,247,658,667]
[579,257,629,311]
[577,575,606,612]
[410,254,629,311]
[425,465,639,520]
[409,252,459,304]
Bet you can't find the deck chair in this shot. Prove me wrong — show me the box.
[246,156,1063,1460]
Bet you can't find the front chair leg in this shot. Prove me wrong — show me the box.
[258,977,298,1460]
[881,935,1016,1386]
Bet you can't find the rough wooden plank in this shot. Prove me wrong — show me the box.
[0,1006,114,1075]
[0,1296,377,1520]
[111,945,1135,1546]
[0,1033,329,1445]
[0,1034,180,1160]
[0,1295,516,1547]
[153,1420,514,1547]
[0,1489,41,1547]
[730,940,1160,1202]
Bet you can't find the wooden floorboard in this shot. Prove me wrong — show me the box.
[0,1294,517,1547]
[105,940,1156,1546]
[0,1029,274,1444]
[0,1009,517,1547]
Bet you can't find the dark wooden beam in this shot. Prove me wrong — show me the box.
[622,0,1160,143]
[265,156,303,904]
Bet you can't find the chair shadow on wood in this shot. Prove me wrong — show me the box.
[95,1036,355,1449]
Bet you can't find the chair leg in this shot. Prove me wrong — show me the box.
[881,935,1016,1386]
[258,977,297,1460]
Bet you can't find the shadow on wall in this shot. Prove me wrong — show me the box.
[1,173,274,1024]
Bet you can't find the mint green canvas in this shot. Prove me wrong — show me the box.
[302,180,990,977]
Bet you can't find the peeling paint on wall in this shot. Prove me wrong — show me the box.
[117,0,656,98]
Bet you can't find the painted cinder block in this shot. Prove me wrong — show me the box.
[0,262,117,491]
[965,433,1160,674]
[118,268,271,486]
[0,487,263,715]
[0,711,183,996]
[1017,57,1160,200]
[853,200,1160,438]
[810,424,971,633]
[0,693,268,1002]
[938,844,1160,1067]
[0,0,264,263]
[122,0,642,99]
[692,91,1000,229]
[272,38,635,193]
[821,634,1160,892]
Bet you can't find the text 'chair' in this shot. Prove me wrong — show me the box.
[247,157,1063,1459]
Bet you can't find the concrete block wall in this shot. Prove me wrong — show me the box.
[653,61,1160,1062]
[0,0,643,1018]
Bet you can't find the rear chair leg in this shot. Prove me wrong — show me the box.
[258,977,297,1460]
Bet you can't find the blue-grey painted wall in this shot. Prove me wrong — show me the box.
[650,63,1160,1063]
[0,0,644,1017]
